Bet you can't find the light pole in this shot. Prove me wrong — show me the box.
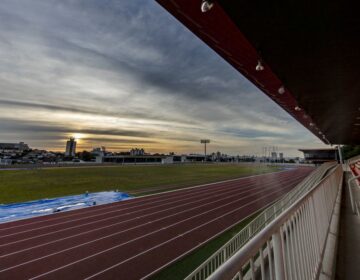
[200,139,210,162]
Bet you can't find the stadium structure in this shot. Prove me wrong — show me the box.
[154,1,360,279]
[0,1,359,280]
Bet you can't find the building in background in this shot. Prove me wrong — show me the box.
[279,153,284,162]
[130,148,145,156]
[92,147,106,157]
[271,152,277,161]
[0,142,30,154]
[65,137,76,157]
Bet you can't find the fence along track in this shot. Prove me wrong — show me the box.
[207,164,343,280]
[185,162,337,280]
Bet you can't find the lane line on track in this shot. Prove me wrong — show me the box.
[97,179,305,280]
[0,173,306,257]
[0,184,270,250]
[0,172,306,248]
[29,185,297,280]
[0,169,294,231]
[0,175,303,274]
[140,178,305,280]
[93,184,300,280]
[0,169,303,239]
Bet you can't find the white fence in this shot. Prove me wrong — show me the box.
[206,164,343,280]
[347,155,360,214]
[185,162,337,280]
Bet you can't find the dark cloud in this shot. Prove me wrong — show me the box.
[0,0,326,155]
[0,98,197,126]
[219,128,288,138]
[83,138,157,144]
[0,118,154,138]
[0,99,98,115]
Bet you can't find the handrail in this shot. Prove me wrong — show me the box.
[185,162,337,280]
[348,175,360,214]
[347,154,360,214]
[347,154,360,165]
[208,164,343,280]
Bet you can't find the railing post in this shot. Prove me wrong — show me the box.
[348,175,360,214]
[272,229,286,280]
[264,211,268,225]
[337,145,343,164]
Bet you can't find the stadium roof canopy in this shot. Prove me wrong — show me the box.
[299,148,339,164]
[156,0,360,145]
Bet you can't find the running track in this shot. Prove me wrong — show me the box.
[0,167,314,280]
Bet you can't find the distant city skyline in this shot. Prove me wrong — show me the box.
[0,138,298,159]
[0,0,327,157]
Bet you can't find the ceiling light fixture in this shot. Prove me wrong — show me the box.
[309,122,315,127]
[294,106,302,111]
[278,86,285,94]
[201,0,214,13]
[255,60,264,71]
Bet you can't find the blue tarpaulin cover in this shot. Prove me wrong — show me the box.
[0,191,132,223]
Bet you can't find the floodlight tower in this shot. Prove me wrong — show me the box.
[200,139,210,162]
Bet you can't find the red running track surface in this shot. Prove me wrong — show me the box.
[0,167,314,280]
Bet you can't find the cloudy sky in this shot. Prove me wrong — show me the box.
[0,0,326,156]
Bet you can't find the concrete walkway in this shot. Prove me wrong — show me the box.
[336,172,360,279]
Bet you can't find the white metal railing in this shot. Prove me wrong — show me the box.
[348,175,360,215]
[207,164,343,280]
[347,154,360,165]
[347,155,360,214]
[185,162,337,280]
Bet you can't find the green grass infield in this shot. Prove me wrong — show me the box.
[0,164,279,204]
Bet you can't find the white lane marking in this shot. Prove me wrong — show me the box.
[0,169,298,239]
[0,169,292,231]
[1,171,306,248]
[0,177,274,252]
[0,174,304,275]
[140,180,301,280]
[0,179,249,238]
[0,173,277,241]
[31,184,296,280]
[91,186,297,280]
[0,176,286,255]
[0,176,300,258]
[140,176,309,279]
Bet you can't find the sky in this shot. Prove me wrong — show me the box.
[0,0,327,157]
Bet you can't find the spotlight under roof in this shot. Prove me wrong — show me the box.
[201,0,214,13]
[255,60,264,71]
[278,86,285,95]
